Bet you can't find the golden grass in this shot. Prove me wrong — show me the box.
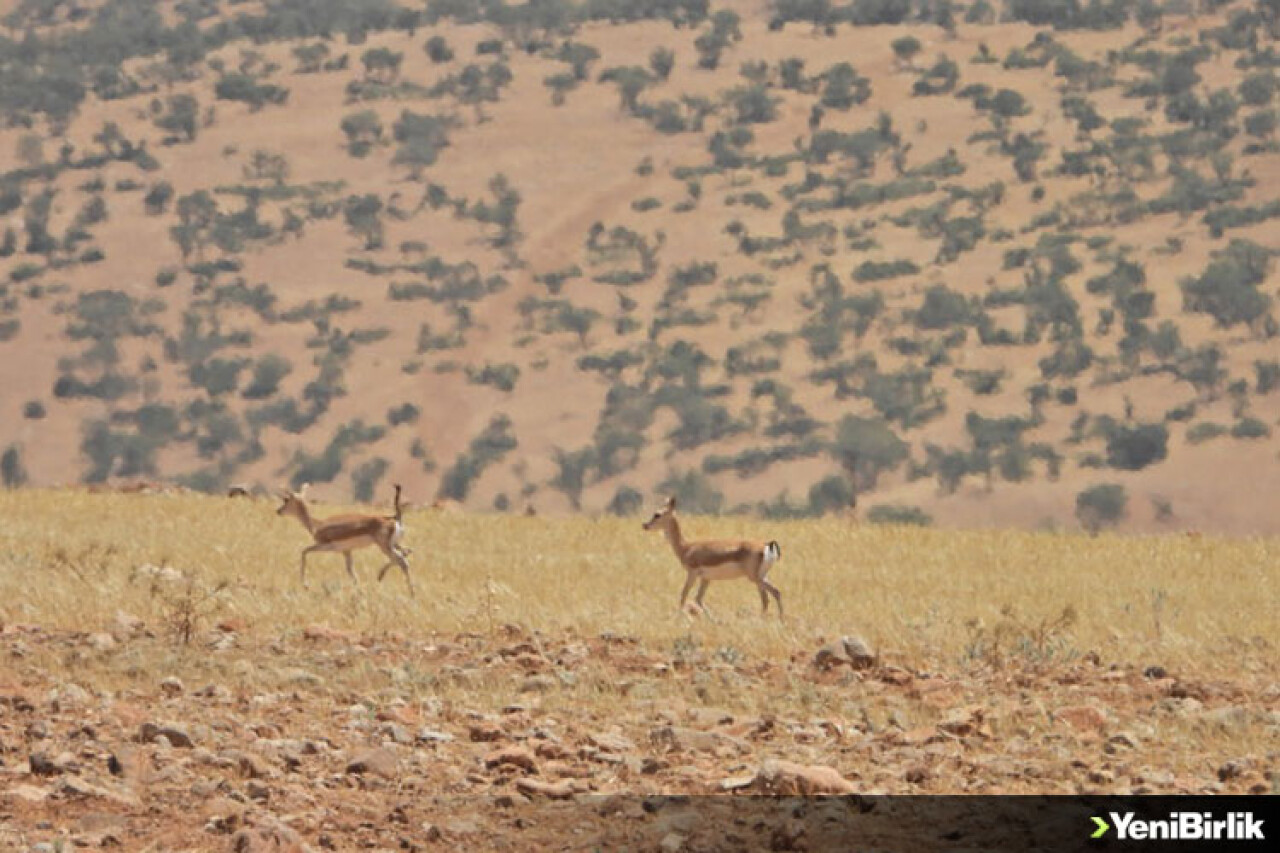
[1,488,1274,685]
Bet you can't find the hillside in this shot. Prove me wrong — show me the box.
[1,0,1279,532]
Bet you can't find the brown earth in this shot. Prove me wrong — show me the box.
[0,622,1274,851]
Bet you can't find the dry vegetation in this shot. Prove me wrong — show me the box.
[0,489,1275,848]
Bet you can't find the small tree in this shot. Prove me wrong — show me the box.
[343,194,384,250]
[891,35,922,69]
[831,414,908,488]
[551,447,596,511]
[154,94,200,141]
[1180,240,1273,329]
[650,47,675,81]
[425,36,453,63]
[341,110,384,157]
[1,445,27,488]
[1076,483,1127,534]
[1104,422,1167,471]
[361,47,403,82]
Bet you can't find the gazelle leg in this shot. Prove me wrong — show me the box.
[694,579,710,615]
[763,580,784,620]
[299,545,321,587]
[377,544,414,596]
[344,551,356,582]
[678,574,697,612]
[757,581,770,613]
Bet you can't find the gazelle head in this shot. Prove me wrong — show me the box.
[276,483,310,520]
[642,496,677,531]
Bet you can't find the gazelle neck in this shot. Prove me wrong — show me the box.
[291,500,317,534]
[660,514,687,558]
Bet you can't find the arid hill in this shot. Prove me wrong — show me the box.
[1,0,1278,533]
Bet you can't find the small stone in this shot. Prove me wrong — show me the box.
[484,746,538,773]
[415,728,454,745]
[138,722,194,748]
[160,676,184,696]
[345,747,398,779]
[754,759,858,795]
[87,632,117,651]
[659,831,687,853]
[589,732,636,753]
[1055,705,1107,733]
[28,751,66,776]
[468,722,503,742]
[515,778,576,799]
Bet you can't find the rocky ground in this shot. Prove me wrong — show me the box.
[0,619,1275,852]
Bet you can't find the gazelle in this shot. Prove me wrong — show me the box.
[643,496,784,618]
[276,483,413,594]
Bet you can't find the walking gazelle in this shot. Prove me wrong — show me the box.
[642,497,784,618]
[276,483,413,594]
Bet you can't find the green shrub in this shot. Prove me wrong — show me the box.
[608,485,644,516]
[866,504,932,526]
[387,403,420,426]
[1231,417,1271,439]
[1076,483,1126,535]
[1186,421,1226,444]
[1104,421,1168,471]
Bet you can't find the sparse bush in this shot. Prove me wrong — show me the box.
[656,469,723,514]
[608,485,644,516]
[1231,417,1270,439]
[242,354,291,400]
[1180,240,1273,329]
[1076,483,1127,535]
[1104,421,1168,471]
[1,445,27,488]
[1187,422,1226,444]
[425,36,454,63]
[351,457,390,503]
[866,504,931,526]
[387,403,420,426]
[808,475,854,515]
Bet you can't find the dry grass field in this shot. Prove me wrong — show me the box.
[0,488,1275,849]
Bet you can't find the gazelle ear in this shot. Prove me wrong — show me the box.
[666,496,677,510]
[298,482,311,497]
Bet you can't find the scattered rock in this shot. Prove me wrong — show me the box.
[813,635,875,670]
[468,722,504,742]
[1055,705,1107,733]
[138,722,194,748]
[87,632,117,651]
[518,674,557,693]
[659,831,687,852]
[588,731,636,754]
[753,759,858,795]
[937,706,987,738]
[159,676,184,696]
[28,751,73,776]
[515,778,577,800]
[345,747,398,779]
[649,725,748,756]
[484,746,538,773]
[415,728,454,745]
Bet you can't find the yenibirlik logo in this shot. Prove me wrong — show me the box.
[1092,811,1265,842]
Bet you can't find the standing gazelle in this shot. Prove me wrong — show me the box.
[643,496,783,618]
[276,483,413,594]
